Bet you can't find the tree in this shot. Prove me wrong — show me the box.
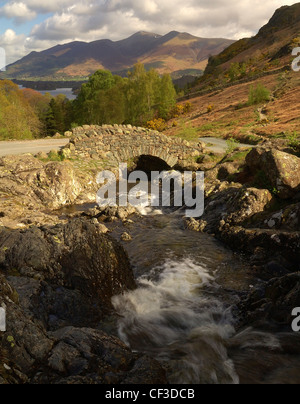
[74,70,116,124]
[0,80,41,139]
[73,64,177,127]
[156,73,176,119]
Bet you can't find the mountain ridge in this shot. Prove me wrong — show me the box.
[1,31,235,80]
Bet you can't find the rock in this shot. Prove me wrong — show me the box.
[238,273,300,328]
[35,151,48,160]
[48,149,58,157]
[64,131,73,138]
[225,188,273,225]
[246,147,300,199]
[0,219,135,309]
[98,224,110,234]
[0,219,166,384]
[217,163,238,181]
[53,133,62,139]
[121,232,132,242]
[0,275,166,384]
[0,154,89,226]
[184,217,207,232]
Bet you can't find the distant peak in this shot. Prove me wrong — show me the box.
[133,31,160,37]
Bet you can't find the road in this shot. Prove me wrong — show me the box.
[0,139,69,157]
[0,137,254,158]
[199,137,255,154]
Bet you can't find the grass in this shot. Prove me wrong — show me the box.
[224,150,250,163]
[176,123,200,141]
[39,151,66,162]
[226,138,240,154]
[287,131,300,149]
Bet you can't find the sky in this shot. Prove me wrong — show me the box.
[0,0,298,65]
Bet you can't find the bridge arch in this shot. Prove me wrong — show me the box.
[63,124,204,170]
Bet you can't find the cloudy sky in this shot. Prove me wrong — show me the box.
[0,0,298,65]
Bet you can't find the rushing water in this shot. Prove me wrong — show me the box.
[106,198,300,384]
[56,167,300,384]
[106,204,259,384]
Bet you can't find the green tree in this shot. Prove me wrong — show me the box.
[156,73,176,119]
[74,70,116,124]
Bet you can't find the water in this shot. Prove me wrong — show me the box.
[113,257,239,384]
[108,203,300,384]
[18,85,76,100]
[39,88,76,100]
[107,207,248,384]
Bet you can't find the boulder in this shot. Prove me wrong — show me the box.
[0,219,135,308]
[238,273,300,328]
[0,275,166,384]
[246,147,300,199]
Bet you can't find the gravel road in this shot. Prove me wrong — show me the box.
[0,139,69,157]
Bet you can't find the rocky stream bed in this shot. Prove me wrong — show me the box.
[0,134,300,384]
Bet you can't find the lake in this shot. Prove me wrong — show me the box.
[18,85,77,100]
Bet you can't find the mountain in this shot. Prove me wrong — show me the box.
[2,31,234,80]
[191,3,300,91]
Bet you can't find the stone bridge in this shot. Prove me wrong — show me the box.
[63,124,204,169]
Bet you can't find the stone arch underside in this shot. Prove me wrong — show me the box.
[111,145,179,168]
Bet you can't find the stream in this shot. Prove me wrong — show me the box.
[106,206,297,384]
[56,164,300,384]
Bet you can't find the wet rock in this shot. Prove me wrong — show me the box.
[184,217,207,232]
[0,220,166,384]
[237,273,300,328]
[0,275,166,384]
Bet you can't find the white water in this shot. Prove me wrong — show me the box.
[110,178,285,384]
[113,258,239,384]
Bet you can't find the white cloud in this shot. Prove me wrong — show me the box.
[0,29,26,64]
[0,0,298,63]
[0,2,36,24]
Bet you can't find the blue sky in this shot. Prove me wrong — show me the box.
[0,0,298,65]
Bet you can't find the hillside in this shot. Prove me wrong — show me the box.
[165,3,300,151]
[1,31,234,81]
[188,3,300,92]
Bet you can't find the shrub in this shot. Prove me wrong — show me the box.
[207,104,215,113]
[170,102,192,118]
[248,83,270,105]
[147,118,167,132]
[287,131,300,149]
